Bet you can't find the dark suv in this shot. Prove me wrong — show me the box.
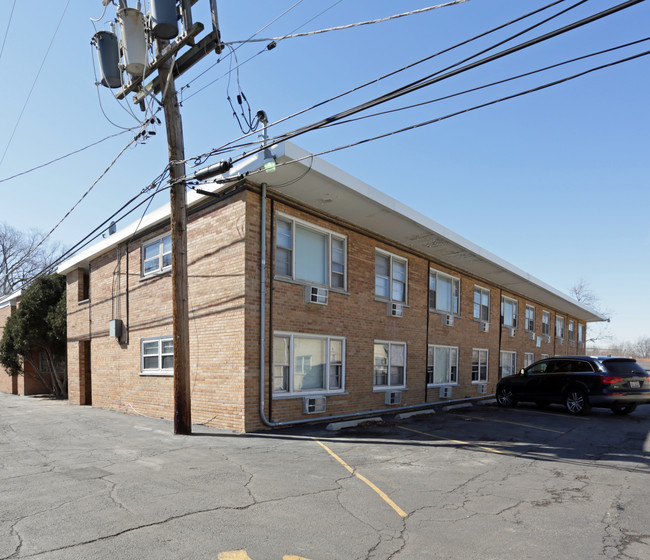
[496,356,650,415]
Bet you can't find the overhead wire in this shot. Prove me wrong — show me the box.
[0,0,17,64]
[0,0,72,169]
[181,0,575,165]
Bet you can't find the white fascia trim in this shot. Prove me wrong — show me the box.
[0,290,21,308]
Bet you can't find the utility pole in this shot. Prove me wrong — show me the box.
[156,37,192,435]
[94,0,226,435]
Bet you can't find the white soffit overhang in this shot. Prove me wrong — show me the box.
[251,142,605,323]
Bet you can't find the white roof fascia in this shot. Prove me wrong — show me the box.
[0,290,21,309]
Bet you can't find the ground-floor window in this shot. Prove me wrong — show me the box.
[374,341,406,388]
[140,337,173,376]
[472,348,488,383]
[524,352,535,368]
[273,333,344,395]
[500,351,517,378]
[427,345,458,385]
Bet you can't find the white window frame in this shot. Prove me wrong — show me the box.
[427,345,459,386]
[142,233,172,276]
[568,320,575,341]
[275,214,347,290]
[373,340,407,389]
[541,353,550,360]
[501,296,518,328]
[473,286,490,322]
[500,351,517,378]
[140,336,174,376]
[272,332,345,396]
[471,348,489,384]
[556,316,565,339]
[429,269,460,315]
[525,305,535,332]
[524,352,535,368]
[375,250,408,303]
[542,310,551,336]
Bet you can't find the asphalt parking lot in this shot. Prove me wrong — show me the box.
[1,393,649,560]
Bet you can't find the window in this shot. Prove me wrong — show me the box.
[273,333,344,395]
[427,345,458,385]
[525,305,535,332]
[473,286,490,322]
[541,353,550,360]
[568,320,575,341]
[375,251,407,302]
[374,341,406,388]
[542,311,551,336]
[275,216,347,289]
[429,269,460,314]
[39,351,65,374]
[500,351,516,378]
[556,317,565,339]
[578,324,585,344]
[472,349,488,383]
[501,296,518,328]
[141,337,173,375]
[143,234,172,275]
[524,352,535,368]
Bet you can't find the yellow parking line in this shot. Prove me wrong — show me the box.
[398,425,513,455]
[218,552,251,560]
[459,416,566,434]
[313,439,408,518]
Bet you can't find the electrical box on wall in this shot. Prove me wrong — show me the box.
[109,319,123,340]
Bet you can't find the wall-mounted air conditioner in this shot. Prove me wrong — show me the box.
[544,335,551,344]
[305,285,328,305]
[507,327,516,338]
[528,331,535,340]
[439,386,452,399]
[477,383,488,395]
[387,302,403,317]
[303,396,326,414]
[385,391,402,405]
[479,321,489,333]
[442,314,454,327]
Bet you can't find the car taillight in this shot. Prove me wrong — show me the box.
[601,376,624,384]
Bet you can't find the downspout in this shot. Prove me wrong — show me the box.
[257,192,494,429]
[424,260,431,403]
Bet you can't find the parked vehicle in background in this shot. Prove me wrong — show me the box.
[496,356,650,415]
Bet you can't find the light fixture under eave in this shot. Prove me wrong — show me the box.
[262,148,276,174]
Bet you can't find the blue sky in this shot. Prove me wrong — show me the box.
[1,0,648,344]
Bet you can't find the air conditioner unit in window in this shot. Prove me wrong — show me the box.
[544,335,551,344]
[479,321,489,333]
[477,383,488,395]
[385,390,402,405]
[507,327,516,338]
[387,302,403,317]
[303,396,326,414]
[570,340,576,347]
[442,314,454,327]
[439,386,452,399]
[558,338,565,345]
[305,285,328,305]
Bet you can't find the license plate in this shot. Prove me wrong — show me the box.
[630,381,641,389]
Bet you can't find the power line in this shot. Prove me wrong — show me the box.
[0,128,139,185]
[223,0,472,45]
[0,0,17,64]
[0,0,72,169]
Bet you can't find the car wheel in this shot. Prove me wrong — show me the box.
[496,387,517,408]
[564,389,590,415]
[611,404,637,416]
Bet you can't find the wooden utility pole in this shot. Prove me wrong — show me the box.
[156,37,192,435]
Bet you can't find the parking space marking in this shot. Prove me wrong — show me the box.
[313,438,408,518]
[503,408,591,421]
[398,425,515,456]
[454,415,566,434]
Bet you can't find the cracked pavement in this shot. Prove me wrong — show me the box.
[1,394,649,559]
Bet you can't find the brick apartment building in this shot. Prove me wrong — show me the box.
[0,291,51,396]
[58,142,605,432]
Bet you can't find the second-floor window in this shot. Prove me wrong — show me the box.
[568,320,575,341]
[525,305,535,332]
[375,250,407,302]
[429,269,460,314]
[556,317,565,339]
[473,287,490,322]
[578,324,585,344]
[143,234,172,275]
[501,296,518,328]
[542,311,551,336]
[276,216,346,289]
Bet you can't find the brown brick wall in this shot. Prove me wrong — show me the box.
[65,186,587,432]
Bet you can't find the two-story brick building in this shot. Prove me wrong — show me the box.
[58,142,605,432]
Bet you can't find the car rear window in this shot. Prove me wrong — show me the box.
[602,359,647,377]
